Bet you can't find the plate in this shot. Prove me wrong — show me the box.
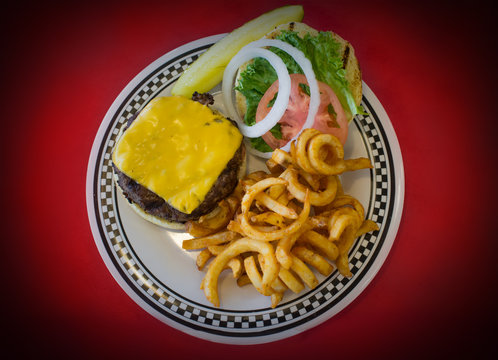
[86,34,404,344]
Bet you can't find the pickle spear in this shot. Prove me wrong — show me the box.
[171,5,304,97]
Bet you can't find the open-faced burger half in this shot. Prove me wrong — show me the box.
[234,22,363,153]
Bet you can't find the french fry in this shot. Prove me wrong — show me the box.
[244,254,287,308]
[276,221,313,269]
[328,208,360,278]
[198,200,230,227]
[207,244,229,255]
[245,170,271,182]
[289,254,318,289]
[244,255,270,296]
[271,151,321,192]
[335,226,358,259]
[255,192,298,219]
[184,197,239,237]
[266,158,284,174]
[308,215,330,229]
[276,191,291,205]
[268,183,286,200]
[282,166,338,206]
[182,230,240,250]
[196,249,213,271]
[251,212,286,228]
[203,237,278,307]
[278,267,304,294]
[336,176,344,196]
[336,253,352,278]
[295,129,321,174]
[237,274,251,287]
[257,254,288,294]
[299,169,322,191]
[330,195,365,221]
[356,219,380,237]
[271,292,284,308]
[309,133,373,175]
[225,256,244,279]
[241,179,310,241]
[227,219,245,235]
[328,207,362,243]
[301,230,339,260]
[343,158,373,172]
[185,221,218,237]
[228,218,280,237]
[185,128,381,306]
[292,246,334,276]
[271,148,294,168]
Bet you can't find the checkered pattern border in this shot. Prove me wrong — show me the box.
[94,46,393,335]
[119,56,200,124]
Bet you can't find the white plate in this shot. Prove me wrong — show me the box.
[86,34,404,344]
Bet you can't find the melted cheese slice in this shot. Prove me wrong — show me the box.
[112,96,243,214]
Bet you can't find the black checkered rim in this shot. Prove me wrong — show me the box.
[92,42,396,338]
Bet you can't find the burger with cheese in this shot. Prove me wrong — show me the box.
[112,94,245,230]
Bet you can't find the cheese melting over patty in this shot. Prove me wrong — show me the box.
[112,96,243,214]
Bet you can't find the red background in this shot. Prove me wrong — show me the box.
[2,0,497,358]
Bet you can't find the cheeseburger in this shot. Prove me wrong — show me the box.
[112,93,245,230]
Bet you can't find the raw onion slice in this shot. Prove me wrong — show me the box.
[245,39,320,153]
[222,47,291,138]
[223,39,320,158]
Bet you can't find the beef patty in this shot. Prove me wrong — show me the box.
[112,94,244,223]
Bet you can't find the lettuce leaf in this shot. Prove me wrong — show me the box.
[274,31,362,119]
[235,30,362,152]
[235,57,278,126]
[249,137,273,152]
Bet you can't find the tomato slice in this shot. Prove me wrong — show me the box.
[255,73,348,149]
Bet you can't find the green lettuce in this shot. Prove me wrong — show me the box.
[235,30,363,152]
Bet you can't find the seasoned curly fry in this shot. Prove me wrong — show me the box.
[182,128,379,307]
[250,212,286,228]
[244,255,270,296]
[240,179,311,241]
[356,219,380,237]
[196,249,213,270]
[295,128,322,174]
[276,221,313,269]
[278,267,304,293]
[182,230,240,250]
[300,230,339,260]
[255,192,298,219]
[281,166,338,206]
[289,253,319,289]
[293,128,373,175]
[202,237,278,307]
[292,246,334,276]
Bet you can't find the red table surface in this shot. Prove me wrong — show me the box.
[2,0,497,358]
